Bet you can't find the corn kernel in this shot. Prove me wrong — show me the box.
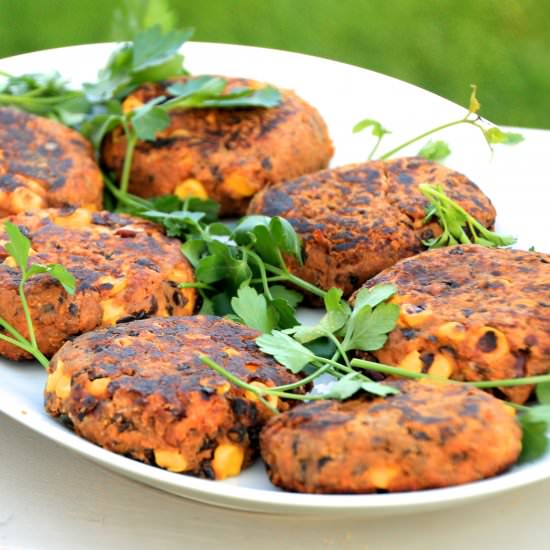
[88,377,111,397]
[502,404,517,416]
[55,374,72,399]
[154,449,188,473]
[212,444,245,480]
[46,360,64,392]
[122,96,144,114]
[245,381,279,409]
[400,304,432,328]
[216,382,231,395]
[437,321,466,343]
[398,350,423,373]
[53,208,92,228]
[368,466,399,489]
[3,256,17,267]
[10,186,45,213]
[222,172,259,198]
[174,179,209,200]
[100,298,126,325]
[97,275,127,296]
[428,353,454,379]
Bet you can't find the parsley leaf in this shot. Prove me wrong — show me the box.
[132,26,193,72]
[419,183,516,249]
[519,406,550,462]
[4,222,30,270]
[231,286,276,334]
[131,97,171,140]
[25,263,76,295]
[343,302,400,352]
[293,287,350,343]
[256,331,315,374]
[352,284,397,313]
[418,140,451,161]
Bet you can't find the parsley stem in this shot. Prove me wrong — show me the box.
[103,176,150,210]
[0,333,48,368]
[269,363,332,391]
[0,317,30,346]
[0,92,81,105]
[368,135,383,161]
[322,331,351,368]
[119,124,137,199]
[265,264,327,299]
[18,278,37,349]
[199,355,279,414]
[378,118,475,160]
[351,358,550,389]
[247,250,274,300]
[249,275,287,285]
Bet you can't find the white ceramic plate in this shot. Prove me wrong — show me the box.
[0,43,549,517]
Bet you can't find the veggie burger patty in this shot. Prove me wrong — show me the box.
[0,107,103,216]
[45,315,302,480]
[248,157,496,297]
[362,245,550,404]
[260,380,521,493]
[101,77,334,216]
[0,208,196,360]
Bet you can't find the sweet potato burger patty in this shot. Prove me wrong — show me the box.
[0,107,103,215]
[101,77,333,216]
[361,245,550,404]
[0,208,195,360]
[45,315,302,480]
[248,157,495,297]
[260,380,521,493]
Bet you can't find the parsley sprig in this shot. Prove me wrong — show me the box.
[85,75,281,203]
[419,183,516,249]
[200,284,401,413]
[354,85,524,161]
[0,222,75,368]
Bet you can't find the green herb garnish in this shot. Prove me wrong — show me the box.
[0,70,89,126]
[419,183,516,249]
[0,222,75,368]
[355,85,524,161]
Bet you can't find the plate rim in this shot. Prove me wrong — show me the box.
[0,41,546,515]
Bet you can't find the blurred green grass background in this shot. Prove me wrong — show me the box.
[1,0,549,128]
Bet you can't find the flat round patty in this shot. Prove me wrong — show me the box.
[45,315,302,480]
[0,107,103,215]
[248,157,496,297]
[101,77,333,216]
[260,380,521,493]
[362,245,550,404]
[0,208,195,360]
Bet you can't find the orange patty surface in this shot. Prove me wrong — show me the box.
[0,107,103,215]
[249,157,496,297]
[101,77,333,216]
[361,245,550,404]
[0,208,195,360]
[45,316,302,480]
[260,380,521,493]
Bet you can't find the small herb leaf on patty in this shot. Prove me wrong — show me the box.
[419,183,516,249]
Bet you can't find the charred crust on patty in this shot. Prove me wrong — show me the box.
[44,316,303,479]
[358,245,550,404]
[0,107,103,215]
[101,77,333,216]
[0,208,196,360]
[260,380,521,493]
[248,157,496,298]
